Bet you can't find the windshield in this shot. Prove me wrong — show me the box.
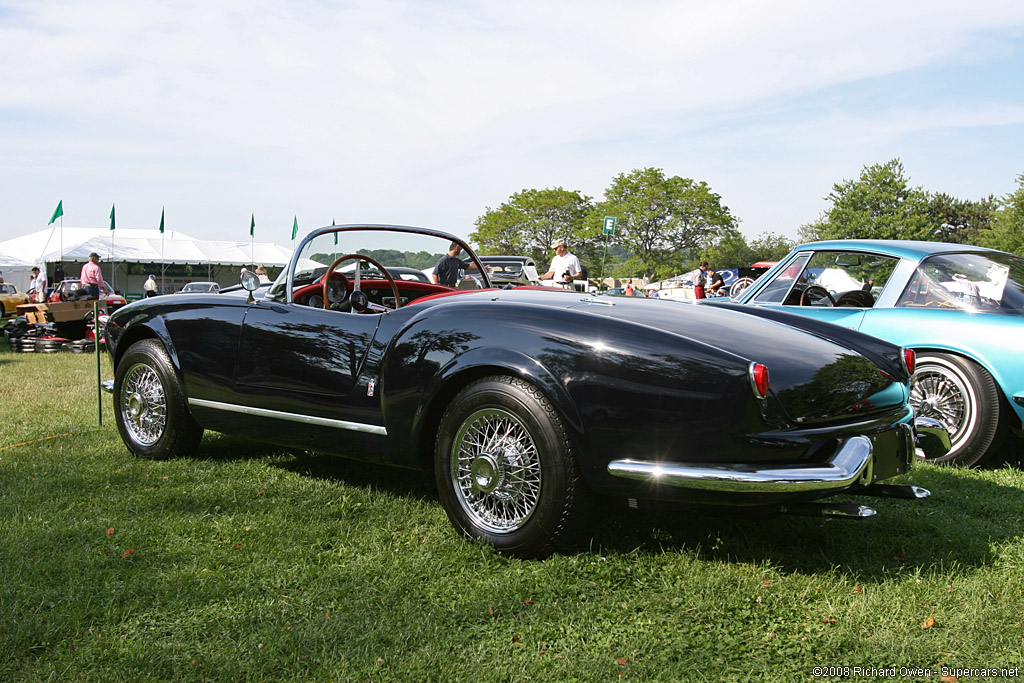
[266,225,487,302]
[897,251,1024,315]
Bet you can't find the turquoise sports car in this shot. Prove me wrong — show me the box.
[711,240,1023,466]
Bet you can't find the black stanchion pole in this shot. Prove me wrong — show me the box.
[95,301,102,426]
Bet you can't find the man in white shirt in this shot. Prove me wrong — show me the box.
[144,274,159,297]
[29,266,47,302]
[539,239,582,289]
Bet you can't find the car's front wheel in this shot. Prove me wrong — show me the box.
[114,339,203,460]
[434,375,593,558]
[910,352,1003,466]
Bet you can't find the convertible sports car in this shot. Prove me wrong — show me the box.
[0,283,30,316]
[49,279,128,312]
[104,225,946,557]
[716,239,1023,466]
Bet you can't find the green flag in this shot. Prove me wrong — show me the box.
[159,207,165,234]
[291,216,298,240]
[250,214,255,237]
[109,204,116,231]
[48,200,64,225]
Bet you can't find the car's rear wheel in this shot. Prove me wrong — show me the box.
[910,352,1003,466]
[434,375,593,558]
[114,339,203,460]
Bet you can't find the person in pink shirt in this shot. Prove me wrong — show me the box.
[80,252,105,299]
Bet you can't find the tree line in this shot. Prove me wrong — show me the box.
[470,160,1024,281]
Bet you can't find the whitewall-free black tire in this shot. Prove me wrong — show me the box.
[434,375,593,558]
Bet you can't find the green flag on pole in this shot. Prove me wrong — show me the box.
[159,207,165,234]
[250,214,255,237]
[109,204,116,231]
[291,216,298,240]
[48,200,64,225]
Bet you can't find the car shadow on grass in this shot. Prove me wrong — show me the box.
[189,434,1022,577]
[585,466,1024,579]
[194,433,436,502]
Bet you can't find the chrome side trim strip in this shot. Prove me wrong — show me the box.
[188,398,388,436]
[607,435,873,493]
[101,379,114,394]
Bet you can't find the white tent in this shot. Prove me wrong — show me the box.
[0,226,293,267]
[0,226,295,295]
[0,252,37,292]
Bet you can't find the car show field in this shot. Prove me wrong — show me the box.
[2,341,1023,681]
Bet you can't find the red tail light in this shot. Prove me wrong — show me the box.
[748,362,770,398]
[902,348,915,376]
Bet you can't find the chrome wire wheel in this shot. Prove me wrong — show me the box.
[120,362,168,446]
[450,407,542,534]
[910,364,974,454]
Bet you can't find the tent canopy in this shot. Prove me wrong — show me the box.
[0,226,294,268]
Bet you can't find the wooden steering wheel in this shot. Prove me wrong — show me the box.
[322,253,402,313]
[799,285,836,307]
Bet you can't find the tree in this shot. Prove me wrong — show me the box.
[700,229,752,271]
[926,192,996,244]
[748,231,795,262]
[595,168,737,279]
[796,218,829,243]
[815,159,932,241]
[471,188,597,268]
[978,173,1024,257]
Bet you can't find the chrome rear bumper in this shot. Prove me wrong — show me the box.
[607,435,874,493]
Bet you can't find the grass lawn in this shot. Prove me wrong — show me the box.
[1,336,1023,681]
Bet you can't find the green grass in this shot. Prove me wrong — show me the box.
[1,339,1023,681]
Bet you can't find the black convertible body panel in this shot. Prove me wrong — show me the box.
[104,224,940,556]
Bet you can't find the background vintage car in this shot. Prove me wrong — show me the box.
[478,256,542,287]
[104,225,937,557]
[176,281,220,294]
[0,283,30,316]
[715,239,1023,466]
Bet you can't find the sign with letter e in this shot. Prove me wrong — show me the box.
[603,216,616,235]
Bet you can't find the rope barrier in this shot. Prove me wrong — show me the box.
[0,427,110,453]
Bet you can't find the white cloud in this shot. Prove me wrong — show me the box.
[1,0,1023,242]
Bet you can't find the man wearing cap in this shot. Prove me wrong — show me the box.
[29,266,47,303]
[80,252,105,299]
[144,274,159,297]
[539,238,582,289]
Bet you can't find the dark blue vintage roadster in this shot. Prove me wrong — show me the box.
[105,224,947,557]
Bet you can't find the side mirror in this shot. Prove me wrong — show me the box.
[240,271,260,302]
[240,271,260,291]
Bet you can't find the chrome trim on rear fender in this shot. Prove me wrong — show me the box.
[607,435,873,493]
[188,398,388,435]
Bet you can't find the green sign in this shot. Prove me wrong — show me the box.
[603,216,616,235]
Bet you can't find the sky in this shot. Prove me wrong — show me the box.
[2,0,1023,248]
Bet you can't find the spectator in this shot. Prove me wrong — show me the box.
[29,266,47,303]
[432,242,483,287]
[694,261,709,299]
[80,252,104,299]
[539,239,582,289]
[706,268,725,296]
[625,282,634,297]
[255,265,271,284]
[144,274,158,298]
